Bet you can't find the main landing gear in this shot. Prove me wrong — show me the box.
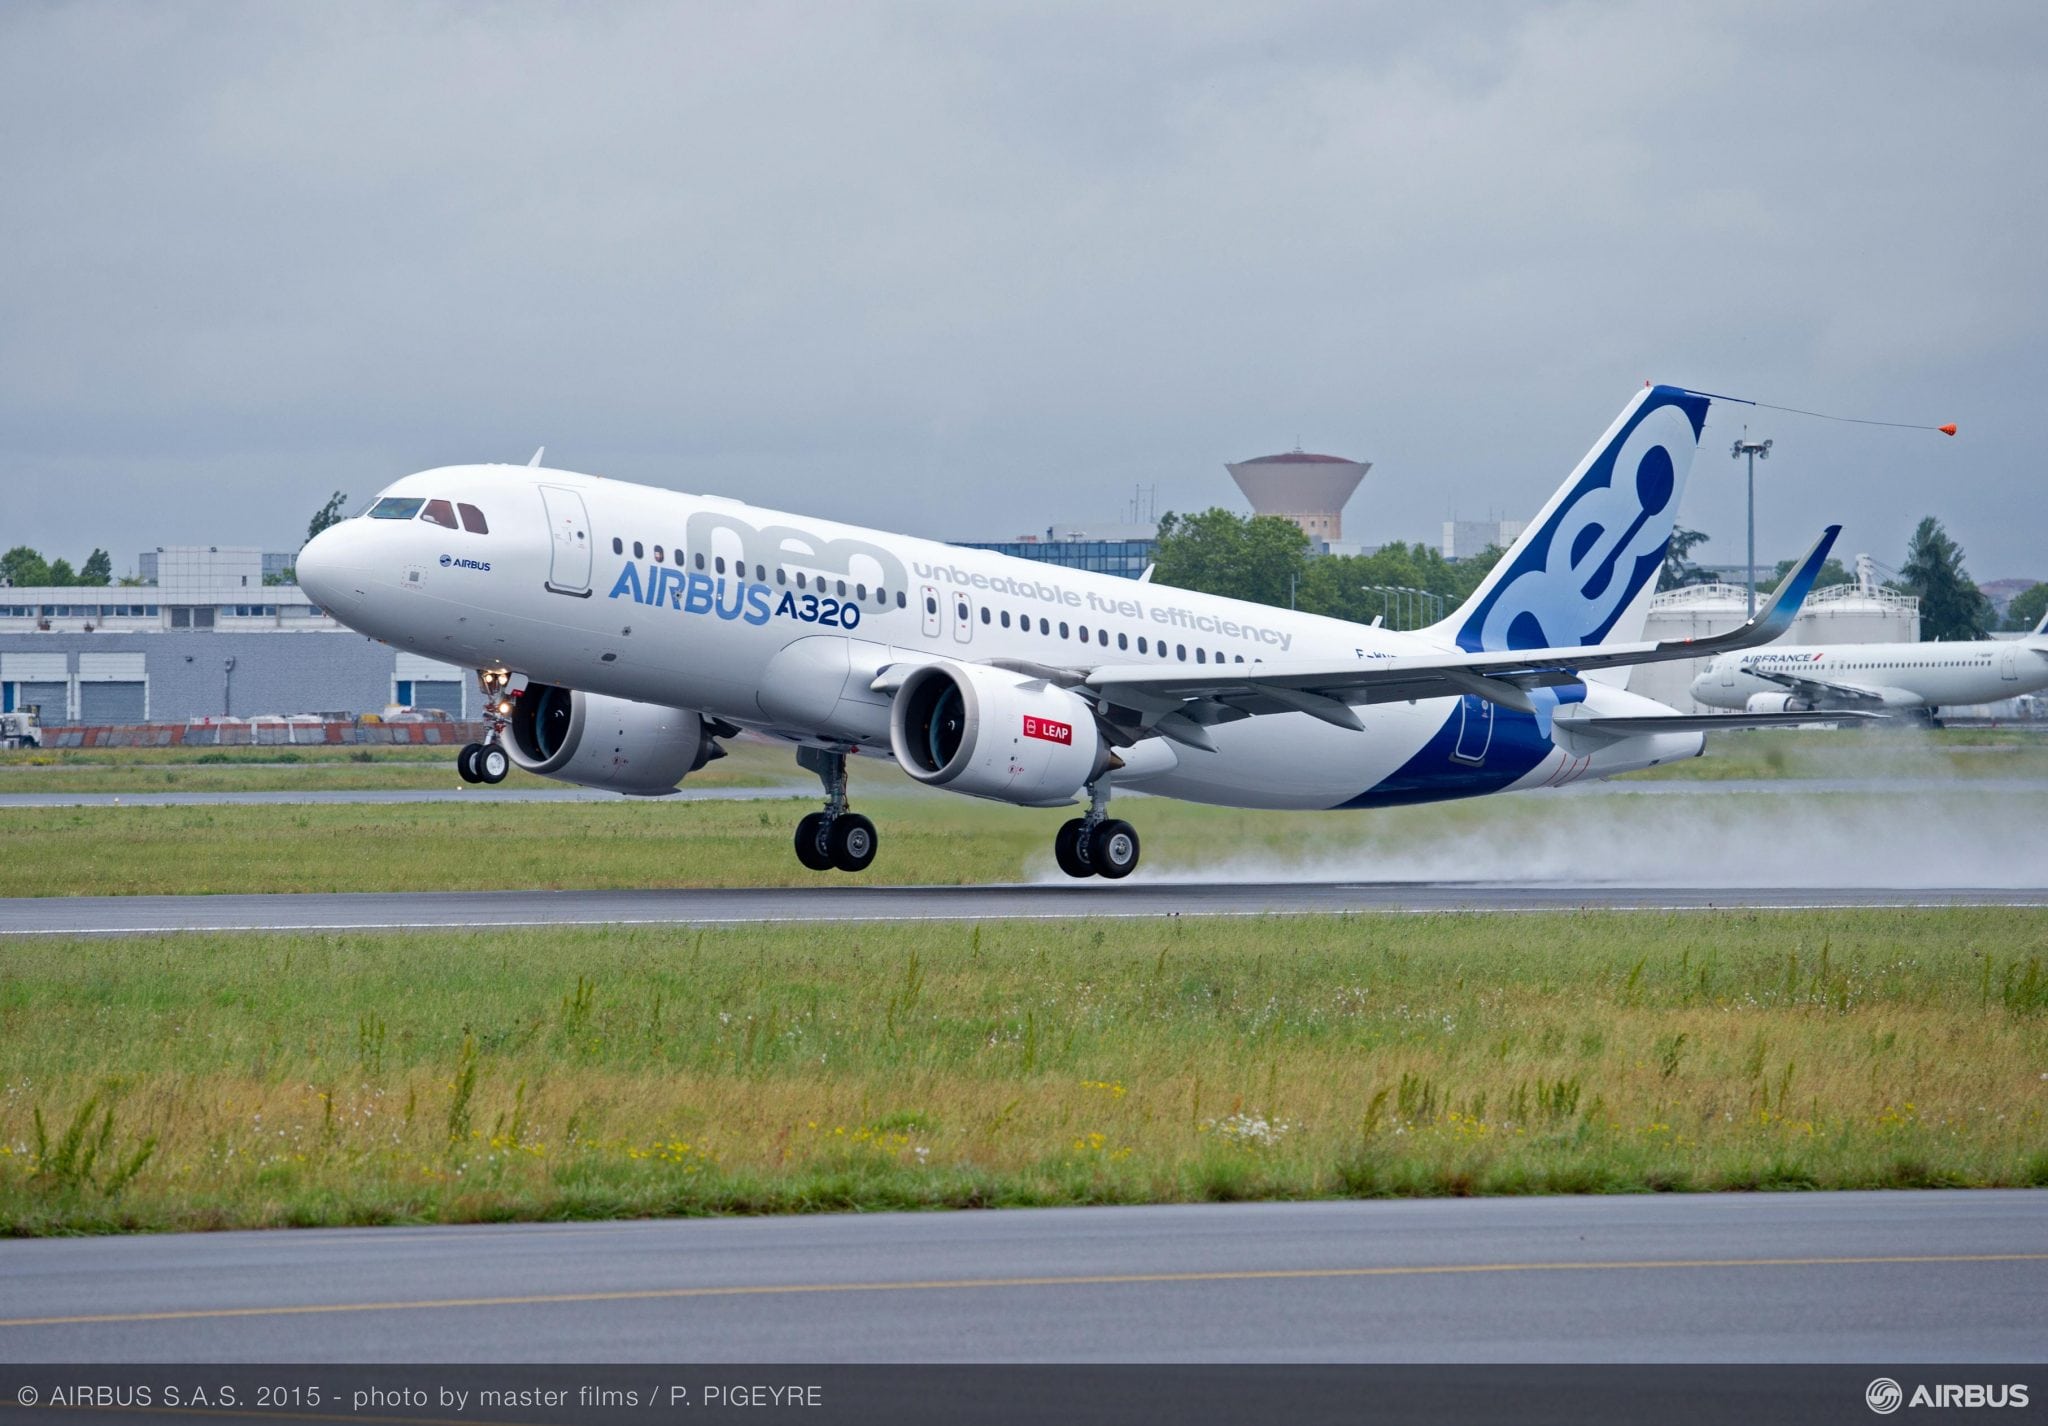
[1053,780,1140,879]
[458,667,515,785]
[793,747,877,873]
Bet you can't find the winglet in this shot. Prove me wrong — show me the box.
[527,447,546,468]
[1741,524,1841,644]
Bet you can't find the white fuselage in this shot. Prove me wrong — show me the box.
[1693,638,2048,712]
[297,464,1704,810]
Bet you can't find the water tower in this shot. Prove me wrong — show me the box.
[1224,448,1369,546]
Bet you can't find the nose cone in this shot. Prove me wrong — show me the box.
[295,524,359,617]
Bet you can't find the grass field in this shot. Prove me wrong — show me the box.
[1,727,2043,794]
[2,911,2043,1234]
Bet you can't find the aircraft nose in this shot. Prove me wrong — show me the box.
[295,523,360,615]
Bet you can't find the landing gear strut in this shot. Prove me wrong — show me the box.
[458,668,515,785]
[794,747,877,873]
[1055,779,1140,879]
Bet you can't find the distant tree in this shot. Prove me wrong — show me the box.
[1,546,51,588]
[45,557,76,587]
[2003,581,2048,633]
[305,490,350,545]
[264,567,295,587]
[1294,542,1504,628]
[78,548,112,586]
[1896,516,1992,641]
[1657,525,1712,592]
[1765,556,1853,592]
[1151,509,1310,609]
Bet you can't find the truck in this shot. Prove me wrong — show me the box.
[0,705,41,749]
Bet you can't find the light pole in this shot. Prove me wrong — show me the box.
[1729,434,1772,618]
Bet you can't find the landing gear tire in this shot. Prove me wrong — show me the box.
[828,813,878,873]
[477,744,509,783]
[1089,819,1140,879]
[794,812,835,872]
[1054,818,1093,879]
[457,742,484,783]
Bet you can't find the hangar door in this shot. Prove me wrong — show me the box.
[407,680,464,715]
[78,682,145,723]
[17,682,68,723]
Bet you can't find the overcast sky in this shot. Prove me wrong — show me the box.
[3,2,2043,581]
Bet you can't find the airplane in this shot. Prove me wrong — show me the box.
[294,383,1849,878]
[1691,606,2048,721]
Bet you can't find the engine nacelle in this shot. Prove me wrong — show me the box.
[889,661,1109,807]
[1745,691,1811,714]
[506,683,719,796]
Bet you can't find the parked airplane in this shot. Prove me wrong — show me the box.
[295,384,1845,877]
[1692,607,2048,720]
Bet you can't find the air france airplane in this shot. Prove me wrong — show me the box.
[1692,607,2048,720]
[295,384,1842,878]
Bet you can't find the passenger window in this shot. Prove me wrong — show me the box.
[1177,644,1187,660]
[837,580,847,596]
[776,568,787,585]
[653,545,664,563]
[1039,618,1050,635]
[633,541,645,559]
[612,537,624,555]
[980,606,991,624]
[695,553,705,570]
[925,595,938,614]
[1138,637,1147,653]
[1117,633,1128,650]
[797,572,807,589]
[457,502,489,534]
[756,565,767,582]
[858,583,868,600]
[1001,611,1011,628]
[897,591,907,608]
[715,556,725,574]
[1059,622,1070,639]
[370,496,425,520]
[1197,648,1207,663]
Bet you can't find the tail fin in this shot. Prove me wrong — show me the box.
[1428,384,1711,655]
[2032,603,2048,639]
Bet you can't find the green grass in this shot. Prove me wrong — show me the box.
[2,911,2043,1234]
[1621,726,2048,781]
[0,740,796,794]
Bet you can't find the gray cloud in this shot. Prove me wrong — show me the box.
[2,1,2042,579]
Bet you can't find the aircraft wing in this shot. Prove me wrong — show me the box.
[1040,526,1843,751]
[1738,664,1894,707]
[1555,709,1889,735]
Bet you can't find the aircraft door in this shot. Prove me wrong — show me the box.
[952,593,973,644]
[1719,659,1736,688]
[1451,694,1493,764]
[540,486,593,597]
[2001,646,2019,682]
[920,585,941,639]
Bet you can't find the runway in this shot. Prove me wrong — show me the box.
[3,1191,2042,1361]
[3,880,2044,936]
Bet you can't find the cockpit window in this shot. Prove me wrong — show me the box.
[369,497,425,520]
[457,502,489,534]
[421,499,460,530]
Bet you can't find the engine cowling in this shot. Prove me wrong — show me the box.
[506,683,719,796]
[1745,691,1811,714]
[889,661,1109,807]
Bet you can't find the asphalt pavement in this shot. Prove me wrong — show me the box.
[3,1192,2042,1362]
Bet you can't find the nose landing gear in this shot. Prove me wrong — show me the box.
[794,747,878,873]
[1054,780,1140,879]
[458,667,516,785]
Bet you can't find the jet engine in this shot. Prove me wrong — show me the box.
[506,683,723,796]
[1744,692,1812,714]
[889,661,1111,807]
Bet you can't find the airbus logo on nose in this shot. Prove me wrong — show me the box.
[441,554,492,572]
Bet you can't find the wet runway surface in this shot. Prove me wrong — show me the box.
[2,880,2043,936]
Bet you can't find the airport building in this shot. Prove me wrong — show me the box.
[955,521,1158,580]
[1442,518,1527,560]
[0,545,477,724]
